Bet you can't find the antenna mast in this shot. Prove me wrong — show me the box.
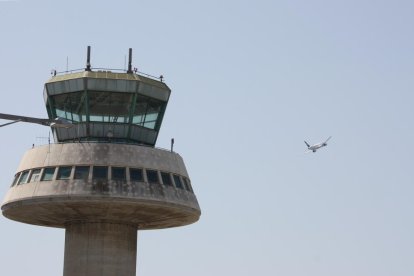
[127,48,133,74]
[85,46,91,71]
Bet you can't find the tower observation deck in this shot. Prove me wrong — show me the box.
[1,47,201,276]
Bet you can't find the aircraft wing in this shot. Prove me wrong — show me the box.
[0,113,51,127]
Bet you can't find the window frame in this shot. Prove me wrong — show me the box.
[161,172,172,186]
[112,167,126,181]
[130,168,143,182]
[41,167,56,181]
[146,169,159,184]
[93,166,108,180]
[173,174,183,189]
[29,169,42,183]
[57,166,72,180]
[74,166,90,180]
[11,172,21,187]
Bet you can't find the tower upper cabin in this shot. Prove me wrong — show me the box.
[44,47,170,146]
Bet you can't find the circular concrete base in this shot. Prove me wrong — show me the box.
[1,143,201,229]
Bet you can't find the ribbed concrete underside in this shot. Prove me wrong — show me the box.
[2,197,200,229]
[64,222,137,276]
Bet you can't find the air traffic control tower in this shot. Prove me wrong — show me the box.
[1,47,201,276]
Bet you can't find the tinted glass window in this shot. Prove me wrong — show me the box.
[29,169,42,182]
[112,167,126,181]
[173,175,183,189]
[130,168,143,181]
[18,171,30,185]
[11,173,21,187]
[57,166,72,180]
[93,166,108,180]
[132,95,164,130]
[183,178,193,192]
[42,167,55,181]
[51,92,86,122]
[161,172,172,186]
[74,166,90,180]
[146,169,159,183]
[88,92,132,123]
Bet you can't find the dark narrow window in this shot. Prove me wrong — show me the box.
[130,168,143,182]
[93,166,108,180]
[41,167,56,181]
[183,178,193,192]
[29,169,42,182]
[112,167,126,181]
[161,172,172,186]
[146,169,159,184]
[173,175,183,189]
[74,166,90,180]
[57,166,72,180]
[11,173,21,187]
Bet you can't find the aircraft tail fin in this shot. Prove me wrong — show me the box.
[304,141,310,148]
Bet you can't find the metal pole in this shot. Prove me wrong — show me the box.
[85,46,91,71]
[127,48,132,74]
[0,120,20,127]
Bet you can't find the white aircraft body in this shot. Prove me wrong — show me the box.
[304,136,332,153]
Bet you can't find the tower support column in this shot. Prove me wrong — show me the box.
[63,222,137,276]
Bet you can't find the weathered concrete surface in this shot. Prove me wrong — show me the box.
[64,222,137,276]
[14,143,189,175]
[2,198,200,229]
[1,143,201,229]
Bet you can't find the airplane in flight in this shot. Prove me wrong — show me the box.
[304,136,332,153]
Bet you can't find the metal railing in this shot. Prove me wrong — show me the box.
[32,138,178,154]
[52,67,164,82]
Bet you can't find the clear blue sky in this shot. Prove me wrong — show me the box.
[1,0,414,275]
